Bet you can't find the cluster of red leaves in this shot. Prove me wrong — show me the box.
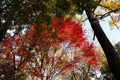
[0,16,99,79]
[0,33,35,71]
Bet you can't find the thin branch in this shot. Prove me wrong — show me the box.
[79,18,88,23]
[110,15,120,29]
[98,8,120,20]
[99,4,113,10]
[99,0,102,3]
[93,32,95,41]
[93,0,102,12]
[0,1,13,13]
[73,72,77,80]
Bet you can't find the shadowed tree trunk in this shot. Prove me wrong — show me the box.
[0,22,9,42]
[85,10,120,80]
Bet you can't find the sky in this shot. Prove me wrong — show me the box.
[84,16,120,46]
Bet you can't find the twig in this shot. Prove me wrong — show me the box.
[98,8,120,20]
[0,1,13,13]
[110,15,119,29]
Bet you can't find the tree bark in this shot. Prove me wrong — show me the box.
[0,22,9,42]
[85,10,120,80]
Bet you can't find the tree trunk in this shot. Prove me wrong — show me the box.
[14,69,17,80]
[85,10,120,80]
[0,22,9,42]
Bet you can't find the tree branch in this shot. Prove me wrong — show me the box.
[0,1,13,13]
[93,0,102,12]
[110,15,120,29]
[99,4,113,10]
[98,8,120,20]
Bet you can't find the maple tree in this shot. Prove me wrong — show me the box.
[0,16,98,80]
[0,0,120,79]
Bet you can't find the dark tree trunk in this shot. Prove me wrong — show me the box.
[85,10,120,80]
[0,22,9,42]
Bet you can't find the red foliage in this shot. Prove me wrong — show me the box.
[0,16,99,79]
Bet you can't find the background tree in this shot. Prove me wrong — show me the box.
[0,16,99,80]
